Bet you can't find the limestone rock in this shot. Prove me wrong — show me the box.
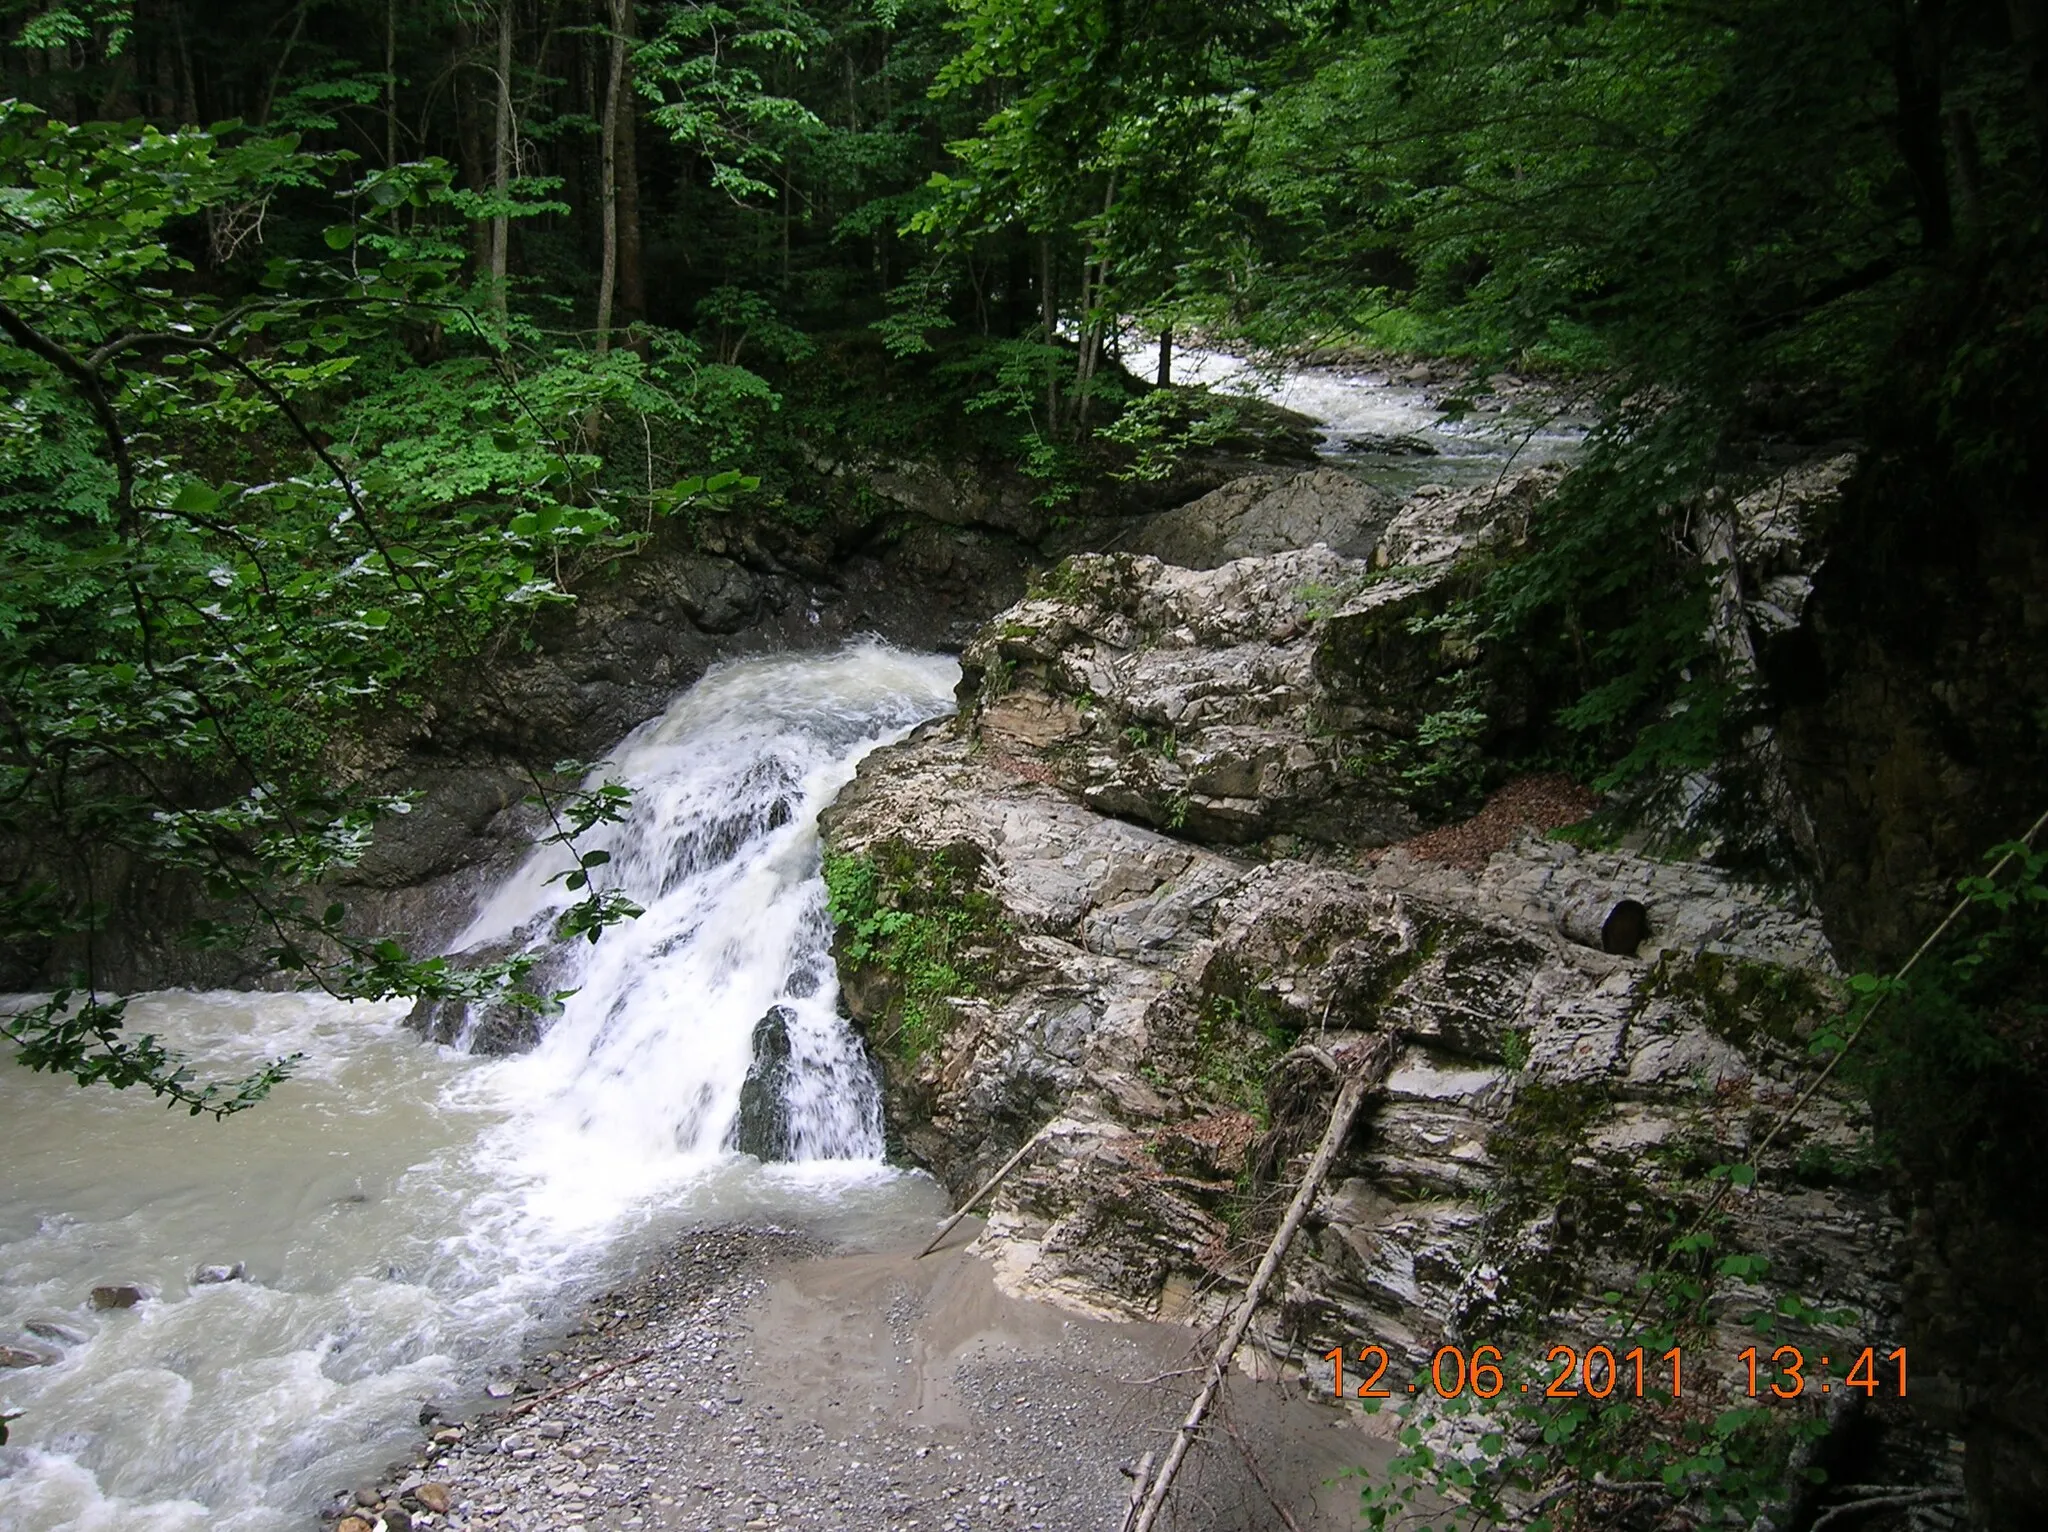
[1127,467,1398,569]
[821,466,1902,1431]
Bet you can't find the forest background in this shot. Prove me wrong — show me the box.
[1,0,2046,1523]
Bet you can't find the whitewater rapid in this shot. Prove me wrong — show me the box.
[0,644,959,1532]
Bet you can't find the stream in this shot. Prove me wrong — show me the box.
[0,357,1578,1532]
[0,647,958,1532]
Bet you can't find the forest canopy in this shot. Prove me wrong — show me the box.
[1,0,2044,1093]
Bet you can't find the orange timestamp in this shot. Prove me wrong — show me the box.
[1321,1343,1909,1402]
[1739,1345,1907,1399]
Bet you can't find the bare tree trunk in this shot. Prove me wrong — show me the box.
[594,0,628,355]
[1156,326,1172,387]
[1073,176,1117,430]
[1126,1038,1392,1532]
[1039,236,1058,429]
[173,4,199,125]
[384,0,398,166]
[257,0,310,126]
[490,0,516,320]
[1891,0,1953,251]
[613,0,644,330]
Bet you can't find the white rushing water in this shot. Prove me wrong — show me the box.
[1155,338,1586,494]
[0,643,960,1532]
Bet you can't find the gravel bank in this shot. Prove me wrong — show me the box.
[322,1224,1387,1532]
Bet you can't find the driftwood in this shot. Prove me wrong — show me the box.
[501,1347,655,1419]
[917,1120,1058,1258]
[1125,1036,1394,1532]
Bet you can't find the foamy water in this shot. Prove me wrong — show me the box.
[0,644,960,1532]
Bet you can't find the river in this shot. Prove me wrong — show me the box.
[0,646,958,1532]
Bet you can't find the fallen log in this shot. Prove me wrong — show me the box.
[1125,1035,1394,1532]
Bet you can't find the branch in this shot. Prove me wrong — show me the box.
[0,298,136,532]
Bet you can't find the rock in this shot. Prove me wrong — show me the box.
[728,1006,796,1160]
[354,1486,383,1508]
[416,1484,453,1514]
[0,1343,59,1368]
[336,1518,374,1532]
[382,1508,413,1532]
[1340,431,1440,458]
[192,1261,246,1285]
[483,1380,515,1399]
[89,1283,147,1310]
[23,1319,88,1346]
[819,475,1906,1450]
[534,1420,567,1441]
[1126,467,1399,569]
[405,920,569,1056]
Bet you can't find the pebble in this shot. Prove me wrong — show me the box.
[316,1223,1303,1532]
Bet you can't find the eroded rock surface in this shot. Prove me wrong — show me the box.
[948,471,1553,849]
[821,468,1916,1489]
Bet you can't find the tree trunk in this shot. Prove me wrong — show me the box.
[384,0,398,167]
[1039,236,1058,428]
[613,0,644,329]
[1072,176,1117,431]
[453,18,492,281]
[1891,0,1952,251]
[2011,0,2048,191]
[490,0,516,320]
[594,0,628,355]
[1156,326,1172,387]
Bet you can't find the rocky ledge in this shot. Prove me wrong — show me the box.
[819,467,1942,1504]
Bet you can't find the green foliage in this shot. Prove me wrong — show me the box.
[1851,836,2048,1201]
[1192,988,1292,1121]
[1096,386,1239,483]
[0,110,691,1104]
[822,843,1007,1064]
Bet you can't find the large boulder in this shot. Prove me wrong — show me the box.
[730,1006,797,1160]
[1126,466,1399,569]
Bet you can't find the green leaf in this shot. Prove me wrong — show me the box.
[323,224,355,250]
[171,482,222,514]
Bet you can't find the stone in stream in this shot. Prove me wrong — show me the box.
[728,1006,796,1161]
[24,1319,88,1346]
[1,1343,59,1368]
[415,1483,453,1514]
[192,1261,246,1285]
[89,1282,148,1310]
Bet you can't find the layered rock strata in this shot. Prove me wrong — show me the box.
[820,472,1919,1497]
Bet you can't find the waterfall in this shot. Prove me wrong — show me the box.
[450,643,958,1215]
[0,643,958,1532]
